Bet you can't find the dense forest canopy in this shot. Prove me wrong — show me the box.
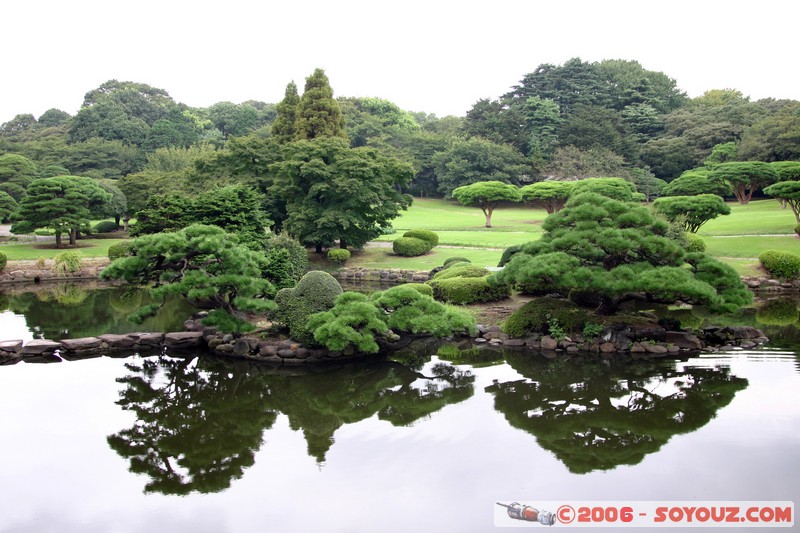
[1,58,798,223]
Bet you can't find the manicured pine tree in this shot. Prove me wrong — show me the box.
[271,81,300,144]
[294,68,347,141]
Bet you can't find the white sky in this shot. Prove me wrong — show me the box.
[2,0,798,123]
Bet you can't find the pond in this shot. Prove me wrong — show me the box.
[0,286,798,531]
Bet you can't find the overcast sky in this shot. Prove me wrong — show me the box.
[3,0,798,123]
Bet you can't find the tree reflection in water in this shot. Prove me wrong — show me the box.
[108,355,474,494]
[486,352,748,474]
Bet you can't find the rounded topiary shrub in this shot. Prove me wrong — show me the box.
[400,282,434,297]
[443,256,470,267]
[273,270,343,345]
[108,241,133,261]
[432,265,490,281]
[393,236,430,257]
[498,244,522,267]
[428,276,510,304]
[327,248,351,265]
[502,297,589,338]
[684,233,706,253]
[0,251,6,272]
[759,249,800,280]
[93,220,119,233]
[403,229,439,248]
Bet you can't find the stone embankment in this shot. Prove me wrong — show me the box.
[330,267,431,283]
[0,259,109,284]
[470,323,769,355]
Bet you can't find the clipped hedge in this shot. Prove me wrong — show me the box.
[0,251,6,272]
[93,220,119,233]
[759,250,800,280]
[327,248,351,265]
[498,244,522,267]
[502,297,590,337]
[393,236,430,257]
[108,241,133,261]
[398,283,434,297]
[403,229,439,248]
[432,265,490,281]
[443,256,470,267]
[428,276,510,304]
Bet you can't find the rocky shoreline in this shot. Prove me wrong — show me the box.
[0,309,770,366]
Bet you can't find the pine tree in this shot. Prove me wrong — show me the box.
[294,69,347,141]
[271,81,300,144]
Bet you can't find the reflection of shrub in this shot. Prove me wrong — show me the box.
[755,298,800,326]
[0,251,6,272]
[53,251,81,276]
[49,284,89,305]
[273,271,343,345]
[428,276,510,304]
[93,220,119,233]
[503,297,589,337]
[327,248,351,265]
[393,237,430,257]
[759,250,800,279]
[685,233,706,253]
[108,242,132,261]
[403,229,439,248]
[432,265,489,280]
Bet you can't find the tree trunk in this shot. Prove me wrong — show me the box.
[339,239,347,250]
[123,215,130,231]
[55,231,62,248]
[315,243,323,254]
[69,228,77,245]
[114,214,121,228]
[483,206,493,228]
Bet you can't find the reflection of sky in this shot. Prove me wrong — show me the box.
[0,310,33,343]
[0,352,797,533]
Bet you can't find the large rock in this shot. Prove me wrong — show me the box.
[60,337,102,352]
[164,331,203,349]
[0,340,23,354]
[20,339,61,355]
[540,336,558,350]
[99,334,136,349]
[665,331,702,350]
[130,333,164,346]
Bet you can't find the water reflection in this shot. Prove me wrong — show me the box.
[485,352,748,474]
[0,283,197,339]
[108,355,474,494]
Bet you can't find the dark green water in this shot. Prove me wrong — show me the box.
[0,288,798,532]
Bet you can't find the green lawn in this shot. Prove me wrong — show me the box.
[340,246,504,271]
[0,239,125,260]
[699,199,797,235]
[701,235,800,258]
[391,197,548,232]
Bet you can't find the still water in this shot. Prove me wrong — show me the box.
[0,287,798,532]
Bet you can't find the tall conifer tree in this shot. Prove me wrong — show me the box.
[294,69,347,141]
[271,81,300,144]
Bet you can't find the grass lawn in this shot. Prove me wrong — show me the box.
[699,199,797,236]
[391,197,548,232]
[702,235,800,258]
[331,246,504,271]
[0,239,126,260]
[376,230,540,249]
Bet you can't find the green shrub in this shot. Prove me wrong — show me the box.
[307,292,389,354]
[372,285,476,336]
[403,229,439,248]
[684,233,706,253]
[201,309,256,334]
[431,265,490,280]
[273,270,343,345]
[441,261,471,271]
[393,236,430,257]
[327,248,351,265]
[108,241,132,261]
[398,283,434,297]
[443,256,471,267]
[502,297,590,337]
[34,229,54,236]
[498,244,521,267]
[795,223,800,237]
[264,234,308,284]
[379,225,396,235]
[93,220,119,233]
[428,276,510,304]
[759,249,800,280]
[0,251,6,272]
[52,251,82,276]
